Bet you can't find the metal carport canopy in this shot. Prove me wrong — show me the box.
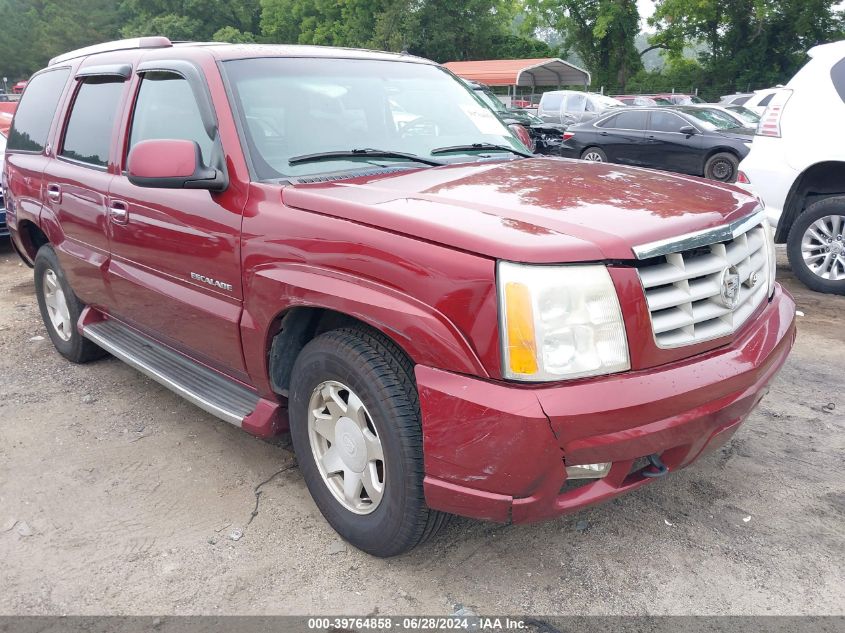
[442,58,591,88]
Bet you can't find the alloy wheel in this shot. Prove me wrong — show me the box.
[307,380,385,514]
[801,214,845,280]
[43,269,73,341]
[710,158,734,181]
[582,151,604,162]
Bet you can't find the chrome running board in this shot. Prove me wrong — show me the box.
[83,320,259,426]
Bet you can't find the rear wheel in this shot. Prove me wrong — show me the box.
[581,147,607,162]
[786,197,845,294]
[288,327,449,557]
[704,152,738,182]
[34,245,105,363]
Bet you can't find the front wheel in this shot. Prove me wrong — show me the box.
[288,327,449,557]
[786,197,845,294]
[704,152,738,182]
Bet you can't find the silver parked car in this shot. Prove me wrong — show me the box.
[537,90,625,126]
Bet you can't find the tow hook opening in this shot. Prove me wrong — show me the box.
[642,453,669,478]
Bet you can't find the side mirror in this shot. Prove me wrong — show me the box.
[679,125,698,136]
[508,123,535,153]
[127,139,226,191]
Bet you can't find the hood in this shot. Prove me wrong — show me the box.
[281,158,760,262]
[717,127,755,141]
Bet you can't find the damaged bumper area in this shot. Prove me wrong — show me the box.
[417,286,797,524]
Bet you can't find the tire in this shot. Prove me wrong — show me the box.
[34,245,105,363]
[704,152,739,182]
[288,327,449,557]
[786,196,845,295]
[581,147,607,162]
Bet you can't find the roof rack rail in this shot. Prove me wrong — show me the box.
[48,36,173,66]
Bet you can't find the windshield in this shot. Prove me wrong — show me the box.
[474,88,508,114]
[678,107,741,131]
[726,105,761,124]
[223,57,524,179]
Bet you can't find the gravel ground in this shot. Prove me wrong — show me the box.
[0,240,843,616]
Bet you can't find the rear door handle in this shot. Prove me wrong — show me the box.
[109,200,129,225]
[47,183,61,203]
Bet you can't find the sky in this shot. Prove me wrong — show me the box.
[638,0,656,21]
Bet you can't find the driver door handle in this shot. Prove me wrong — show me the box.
[109,200,129,225]
[47,183,61,203]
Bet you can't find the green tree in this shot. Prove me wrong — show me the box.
[524,0,643,91]
[0,0,121,80]
[649,0,845,93]
[119,0,261,40]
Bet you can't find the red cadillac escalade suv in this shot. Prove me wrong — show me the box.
[4,38,796,557]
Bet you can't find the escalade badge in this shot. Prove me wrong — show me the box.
[719,266,741,309]
[191,272,233,292]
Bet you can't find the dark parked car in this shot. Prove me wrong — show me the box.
[559,106,754,182]
[464,80,566,154]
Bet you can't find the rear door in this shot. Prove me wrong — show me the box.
[107,61,249,376]
[643,110,701,175]
[596,110,647,164]
[4,67,72,259]
[42,66,131,306]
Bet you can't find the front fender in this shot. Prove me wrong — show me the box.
[240,262,490,397]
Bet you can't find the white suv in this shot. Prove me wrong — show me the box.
[739,40,845,294]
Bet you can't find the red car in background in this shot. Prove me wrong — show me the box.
[12,80,27,94]
[0,101,15,237]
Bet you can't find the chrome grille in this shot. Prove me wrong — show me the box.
[635,212,770,348]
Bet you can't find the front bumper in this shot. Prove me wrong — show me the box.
[417,285,796,523]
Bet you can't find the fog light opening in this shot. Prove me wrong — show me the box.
[565,462,611,480]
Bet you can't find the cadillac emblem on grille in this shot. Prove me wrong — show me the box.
[719,266,741,309]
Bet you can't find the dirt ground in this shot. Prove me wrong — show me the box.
[0,240,843,616]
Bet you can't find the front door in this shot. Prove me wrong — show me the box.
[43,72,129,306]
[107,68,248,376]
[643,111,701,175]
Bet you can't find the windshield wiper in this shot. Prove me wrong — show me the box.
[431,143,533,157]
[288,148,445,166]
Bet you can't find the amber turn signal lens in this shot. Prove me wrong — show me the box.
[504,281,538,375]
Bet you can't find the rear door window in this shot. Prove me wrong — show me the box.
[564,94,586,114]
[608,110,648,130]
[60,78,125,167]
[7,68,71,152]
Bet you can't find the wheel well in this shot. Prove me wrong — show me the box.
[775,161,845,243]
[267,307,413,396]
[704,147,740,164]
[16,220,49,263]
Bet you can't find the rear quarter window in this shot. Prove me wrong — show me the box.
[7,68,71,153]
[831,57,845,103]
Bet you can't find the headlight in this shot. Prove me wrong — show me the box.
[497,262,630,382]
[762,220,777,297]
